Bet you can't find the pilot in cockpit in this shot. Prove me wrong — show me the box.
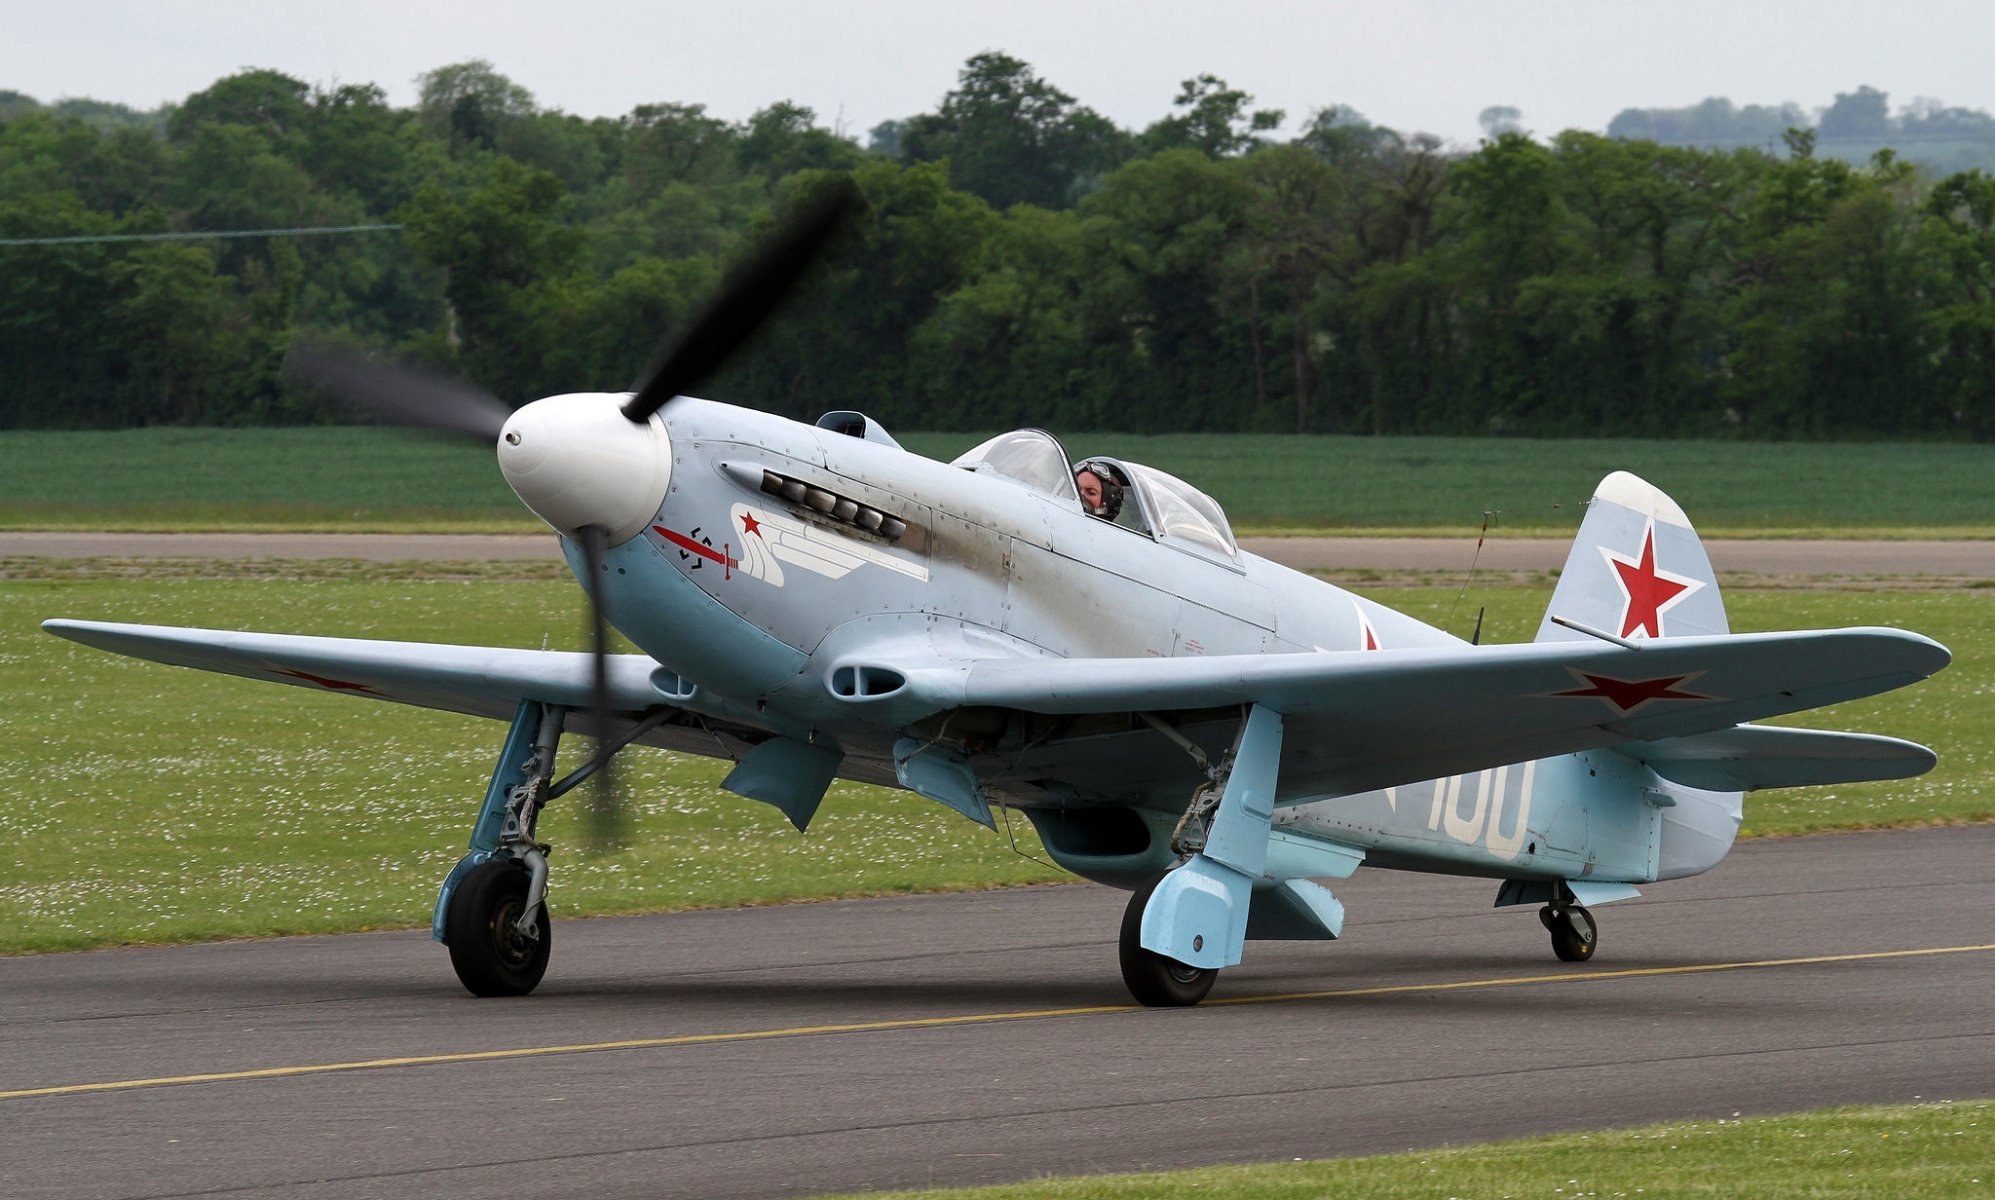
[1074,460,1128,522]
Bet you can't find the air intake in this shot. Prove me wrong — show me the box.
[829,664,908,699]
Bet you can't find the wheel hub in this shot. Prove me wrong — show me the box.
[492,899,537,966]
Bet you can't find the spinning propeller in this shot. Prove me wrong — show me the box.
[286,179,863,849]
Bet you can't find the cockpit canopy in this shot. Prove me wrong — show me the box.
[951,430,1080,502]
[951,429,1238,560]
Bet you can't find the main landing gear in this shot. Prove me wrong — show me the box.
[1540,902,1598,962]
[1116,706,1291,1008]
[434,698,656,997]
[1119,874,1218,1007]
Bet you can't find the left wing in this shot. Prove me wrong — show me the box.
[894,626,1948,801]
[43,619,669,725]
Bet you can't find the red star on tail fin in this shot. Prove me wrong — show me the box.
[1604,525,1699,639]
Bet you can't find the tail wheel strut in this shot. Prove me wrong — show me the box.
[1540,903,1598,963]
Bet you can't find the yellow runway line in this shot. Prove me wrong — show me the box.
[8,942,1991,1102]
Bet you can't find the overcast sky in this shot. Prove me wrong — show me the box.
[5,1,1990,147]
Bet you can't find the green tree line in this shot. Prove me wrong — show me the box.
[3,57,1992,438]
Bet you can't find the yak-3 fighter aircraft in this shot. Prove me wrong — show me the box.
[45,190,1950,1005]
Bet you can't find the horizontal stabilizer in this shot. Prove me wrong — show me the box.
[1625,725,1938,792]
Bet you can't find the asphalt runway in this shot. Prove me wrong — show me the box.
[4,825,1991,1200]
[5,530,1993,579]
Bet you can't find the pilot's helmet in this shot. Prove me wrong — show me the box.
[1075,459,1126,521]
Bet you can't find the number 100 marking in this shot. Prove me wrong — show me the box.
[1424,762,1535,861]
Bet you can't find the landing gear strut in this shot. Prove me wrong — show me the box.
[434,698,666,996]
[432,699,579,997]
[1117,705,1288,1007]
[1540,903,1598,962]
[1119,874,1218,1007]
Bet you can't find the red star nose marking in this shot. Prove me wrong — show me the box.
[654,525,740,571]
[740,512,762,537]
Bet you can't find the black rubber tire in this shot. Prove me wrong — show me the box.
[445,859,551,997]
[1544,904,1598,963]
[1118,873,1218,1007]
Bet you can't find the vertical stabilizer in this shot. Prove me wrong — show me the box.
[1536,471,1727,644]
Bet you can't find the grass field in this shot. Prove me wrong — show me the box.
[10,572,1064,954]
[808,1102,1992,1200]
[9,569,1985,956]
[4,426,1992,535]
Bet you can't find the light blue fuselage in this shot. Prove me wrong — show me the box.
[569,402,1739,895]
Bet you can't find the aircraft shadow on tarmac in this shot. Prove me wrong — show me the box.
[177,951,1835,1022]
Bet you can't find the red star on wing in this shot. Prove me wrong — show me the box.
[1551,669,1711,714]
[272,666,380,694]
[740,511,762,537]
[1601,524,1702,639]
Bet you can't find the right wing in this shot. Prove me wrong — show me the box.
[893,625,1949,803]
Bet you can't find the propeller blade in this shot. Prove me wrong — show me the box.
[575,523,629,851]
[622,177,862,423]
[284,342,512,443]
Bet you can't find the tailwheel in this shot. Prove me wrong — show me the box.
[1540,903,1598,963]
[1118,874,1218,1007]
[446,859,551,996]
